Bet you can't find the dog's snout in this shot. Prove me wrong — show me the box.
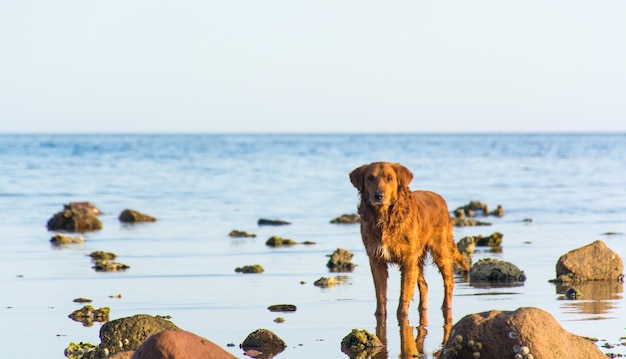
[373,192,384,201]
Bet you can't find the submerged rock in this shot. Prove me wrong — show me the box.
[552,240,624,283]
[93,260,130,272]
[68,305,110,327]
[326,248,356,272]
[330,213,360,224]
[265,235,298,246]
[440,307,606,359]
[228,230,256,238]
[267,304,297,312]
[65,341,97,359]
[89,251,117,261]
[50,233,84,245]
[258,218,290,226]
[118,209,156,223]
[340,329,383,358]
[240,329,286,358]
[451,217,492,227]
[470,258,526,283]
[235,264,264,274]
[47,202,103,232]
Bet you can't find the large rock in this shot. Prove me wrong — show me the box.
[47,202,103,232]
[326,248,356,272]
[131,330,236,359]
[440,307,605,359]
[553,240,624,283]
[96,314,179,357]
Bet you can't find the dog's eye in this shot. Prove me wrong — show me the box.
[367,175,374,181]
[386,176,393,182]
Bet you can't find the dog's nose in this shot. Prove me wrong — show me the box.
[373,192,384,202]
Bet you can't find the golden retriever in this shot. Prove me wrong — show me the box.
[350,162,469,319]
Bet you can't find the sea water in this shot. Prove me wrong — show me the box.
[0,134,625,358]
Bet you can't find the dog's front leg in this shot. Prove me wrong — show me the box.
[368,256,388,317]
[398,260,419,319]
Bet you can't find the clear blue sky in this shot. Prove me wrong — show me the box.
[1,1,625,133]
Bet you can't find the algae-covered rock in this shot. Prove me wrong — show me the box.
[235,264,264,273]
[314,276,338,288]
[50,233,84,245]
[240,329,286,358]
[265,235,298,246]
[340,329,383,357]
[258,218,290,226]
[118,209,156,223]
[97,314,179,357]
[451,217,492,227]
[228,230,257,238]
[65,341,97,359]
[326,248,356,272]
[68,305,110,327]
[93,260,130,272]
[475,232,503,247]
[47,203,103,232]
[89,251,117,261]
[330,213,360,224]
[470,258,526,283]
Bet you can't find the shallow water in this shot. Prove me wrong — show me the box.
[1,134,625,358]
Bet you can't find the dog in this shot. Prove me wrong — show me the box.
[350,162,469,319]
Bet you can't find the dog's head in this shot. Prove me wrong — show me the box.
[350,162,413,209]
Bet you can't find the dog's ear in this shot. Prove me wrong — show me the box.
[392,163,413,190]
[350,164,368,192]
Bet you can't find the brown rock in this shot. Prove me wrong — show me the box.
[554,240,624,283]
[330,213,360,224]
[47,203,103,232]
[240,329,286,358]
[131,330,236,359]
[440,307,605,359]
[326,248,356,272]
[119,209,156,223]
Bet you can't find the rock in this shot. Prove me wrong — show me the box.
[451,217,492,227]
[97,314,179,357]
[340,329,383,358]
[314,276,338,288]
[65,341,98,359]
[228,230,256,237]
[131,330,237,359]
[118,209,156,223]
[258,218,290,226]
[240,329,286,358]
[265,235,298,246]
[470,258,526,283]
[330,213,360,224]
[50,233,84,245]
[326,248,356,272]
[440,307,606,359]
[235,264,264,273]
[89,251,117,261]
[552,240,624,283]
[93,260,130,272]
[73,297,93,303]
[68,305,110,327]
[267,304,297,312]
[475,232,503,247]
[47,203,103,232]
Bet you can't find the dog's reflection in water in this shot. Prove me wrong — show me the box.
[374,309,453,359]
